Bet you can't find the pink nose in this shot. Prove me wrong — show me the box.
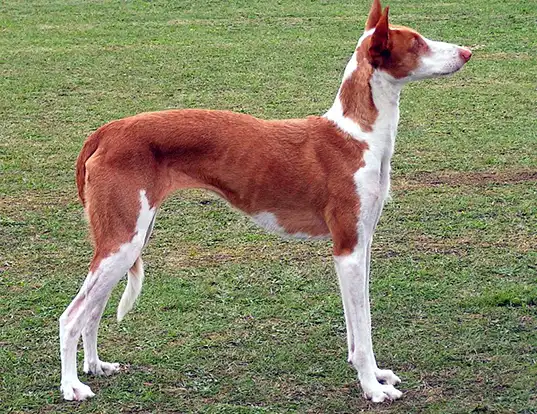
[459,47,472,62]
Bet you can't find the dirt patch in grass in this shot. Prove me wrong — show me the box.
[0,190,78,218]
[478,51,532,60]
[162,226,535,270]
[394,169,537,190]
[405,233,535,255]
[409,234,472,256]
[163,241,331,268]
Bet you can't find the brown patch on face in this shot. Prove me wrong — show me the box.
[389,24,418,33]
[366,28,430,79]
[381,28,430,79]
[339,56,378,132]
[365,6,431,79]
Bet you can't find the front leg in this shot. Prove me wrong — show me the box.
[332,205,402,403]
[334,249,402,402]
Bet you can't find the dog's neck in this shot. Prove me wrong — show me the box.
[324,35,403,159]
[368,71,402,155]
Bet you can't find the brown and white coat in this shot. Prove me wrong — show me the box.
[59,0,471,403]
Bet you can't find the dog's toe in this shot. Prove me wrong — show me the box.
[363,382,403,403]
[84,360,120,376]
[61,380,95,401]
[375,368,401,385]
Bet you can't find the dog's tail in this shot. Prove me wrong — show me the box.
[117,257,145,322]
[76,128,102,207]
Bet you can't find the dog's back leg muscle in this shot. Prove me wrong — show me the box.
[59,183,156,400]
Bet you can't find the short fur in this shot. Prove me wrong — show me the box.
[59,0,471,403]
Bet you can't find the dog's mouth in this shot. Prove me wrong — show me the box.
[435,68,461,77]
[432,61,467,77]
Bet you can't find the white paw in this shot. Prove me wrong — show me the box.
[363,382,403,403]
[375,368,401,386]
[61,380,95,401]
[83,360,120,376]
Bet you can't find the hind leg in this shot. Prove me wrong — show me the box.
[82,207,156,376]
[59,276,98,401]
[59,242,142,400]
[82,290,120,377]
[60,189,156,400]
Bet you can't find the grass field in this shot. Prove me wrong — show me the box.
[1,0,536,412]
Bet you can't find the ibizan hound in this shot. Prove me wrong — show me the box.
[59,0,471,403]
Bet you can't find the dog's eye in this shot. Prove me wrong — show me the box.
[413,36,429,52]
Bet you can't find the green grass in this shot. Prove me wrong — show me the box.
[1,0,536,412]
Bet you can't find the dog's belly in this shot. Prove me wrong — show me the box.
[250,211,331,240]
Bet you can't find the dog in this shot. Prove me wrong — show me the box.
[59,0,471,402]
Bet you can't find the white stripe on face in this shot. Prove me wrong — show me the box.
[409,37,469,81]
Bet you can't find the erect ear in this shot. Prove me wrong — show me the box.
[365,0,382,30]
[368,6,390,67]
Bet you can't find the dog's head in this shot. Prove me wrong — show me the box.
[360,0,471,83]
